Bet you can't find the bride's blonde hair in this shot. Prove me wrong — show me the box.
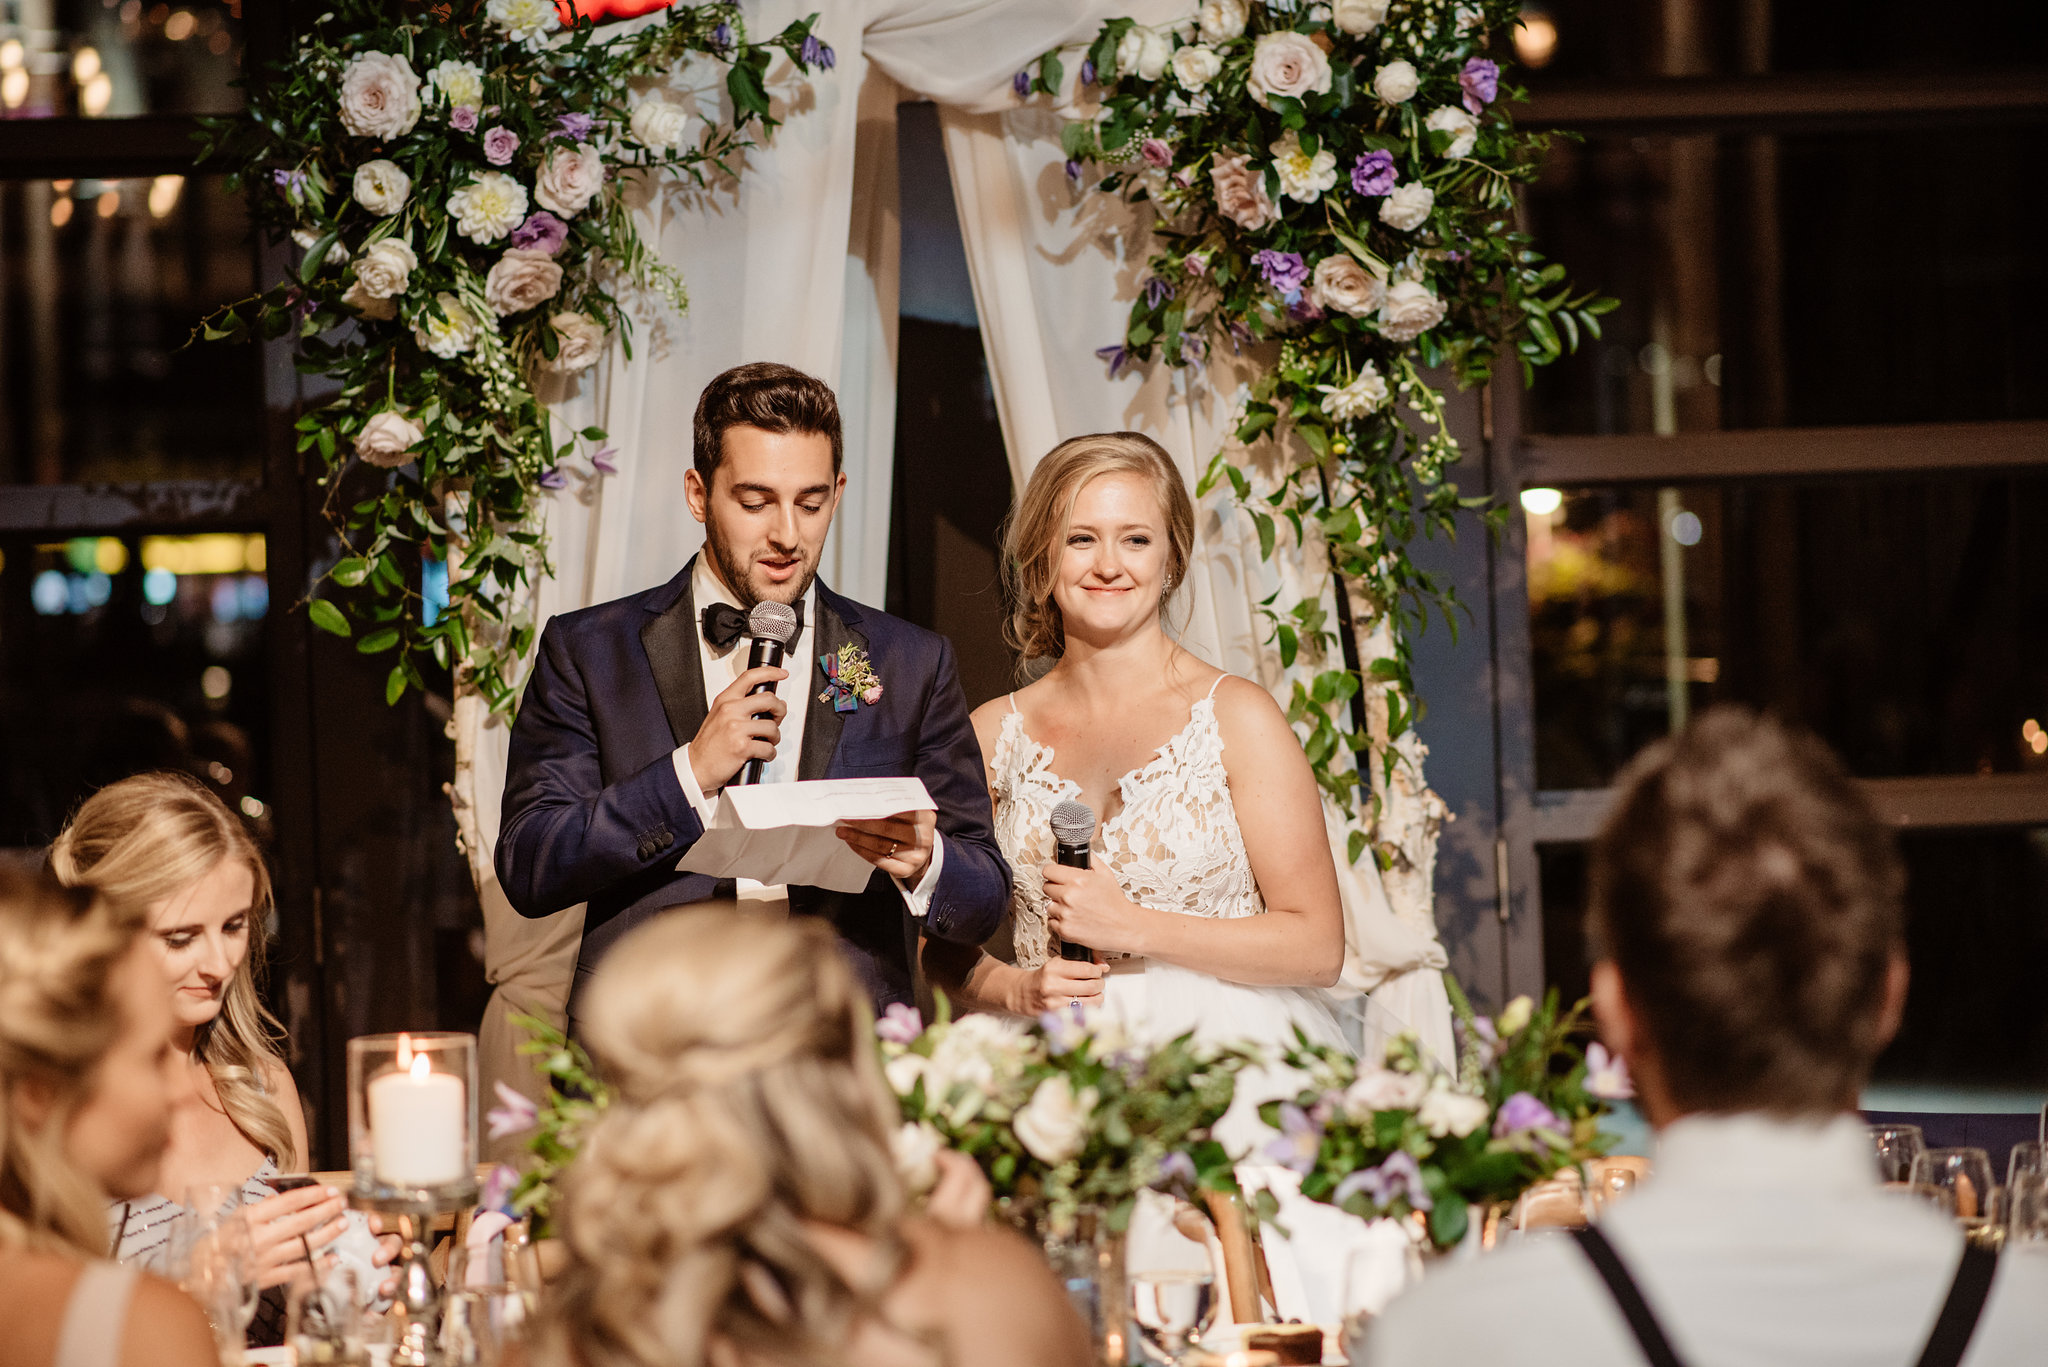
[48,771,295,1170]
[0,862,147,1254]
[535,910,909,1367]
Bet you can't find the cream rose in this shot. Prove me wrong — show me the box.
[1320,364,1391,421]
[1247,30,1332,108]
[355,410,424,469]
[1373,59,1420,104]
[1171,43,1223,92]
[486,0,560,48]
[543,312,606,373]
[446,172,529,244]
[338,52,422,140]
[483,248,562,316]
[883,1052,926,1098]
[352,158,410,216]
[1115,25,1174,82]
[426,58,484,111]
[891,1121,944,1195]
[1209,149,1280,232]
[1341,1067,1427,1120]
[629,98,689,150]
[1378,279,1447,341]
[1332,0,1392,36]
[535,143,603,218]
[1426,105,1479,158]
[1198,0,1249,42]
[340,279,396,321]
[1378,181,1435,231]
[413,292,483,359]
[1013,1075,1097,1165]
[1310,254,1386,317]
[1417,1081,1490,1139]
[353,238,417,301]
[1270,130,1338,203]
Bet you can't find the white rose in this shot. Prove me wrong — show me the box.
[1270,129,1338,204]
[483,247,563,316]
[543,312,607,373]
[1417,1081,1490,1139]
[340,279,395,321]
[486,0,560,48]
[1198,0,1248,42]
[413,292,482,359]
[291,228,350,267]
[355,410,423,469]
[1331,0,1392,36]
[892,1121,944,1195]
[351,158,410,216]
[535,142,603,219]
[1013,1075,1096,1165]
[446,172,529,244]
[1247,31,1333,108]
[352,238,417,301]
[629,98,689,151]
[1456,4,1485,34]
[337,52,421,140]
[1340,1067,1427,1120]
[883,1052,927,1098]
[1171,44,1223,92]
[1497,995,1535,1036]
[1136,28,1174,81]
[1378,279,1447,341]
[1373,59,1420,104]
[1378,181,1436,231]
[1426,105,1479,158]
[1311,254,1386,317]
[426,58,484,111]
[1320,363,1391,421]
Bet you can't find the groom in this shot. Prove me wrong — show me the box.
[496,362,1011,1029]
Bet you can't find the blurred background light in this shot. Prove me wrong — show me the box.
[1521,487,1564,517]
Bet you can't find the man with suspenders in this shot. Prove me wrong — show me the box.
[1365,708,2048,1366]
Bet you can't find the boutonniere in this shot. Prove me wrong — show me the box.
[819,644,884,713]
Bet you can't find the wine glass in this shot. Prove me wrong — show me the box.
[1337,1239,1424,1363]
[2008,1172,2048,1252]
[173,1188,261,1353]
[1129,1269,1217,1365]
[2006,1141,2045,1190]
[1910,1148,1997,1239]
[1868,1124,1925,1187]
[439,1286,535,1366]
[288,1265,368,1365]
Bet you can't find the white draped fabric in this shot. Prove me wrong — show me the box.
[454,1,1454,1141]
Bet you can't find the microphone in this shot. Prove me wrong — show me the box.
[1049,799,1097,963]
[738,600,800,786]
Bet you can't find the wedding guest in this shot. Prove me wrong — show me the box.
[0,860,216,1367]
[1364,708,2048,1366]
[526,909,1091,1367]
[49,773,393,1342]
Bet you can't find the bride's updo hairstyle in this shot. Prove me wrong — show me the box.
[1002,431,1195,660]
[537,910,908,1367]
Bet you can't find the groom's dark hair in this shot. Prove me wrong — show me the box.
[693,362,843,481]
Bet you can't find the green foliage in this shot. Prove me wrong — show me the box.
[504,1012,614,1236]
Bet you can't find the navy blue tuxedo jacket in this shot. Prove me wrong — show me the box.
[496,559,1010,1026]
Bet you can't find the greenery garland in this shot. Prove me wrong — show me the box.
[199,1,829,710]
[1027,0,1611,864]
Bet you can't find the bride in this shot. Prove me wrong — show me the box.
[925,431,1348,1058]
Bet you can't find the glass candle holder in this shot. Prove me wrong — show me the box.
[347,1031,478,1203]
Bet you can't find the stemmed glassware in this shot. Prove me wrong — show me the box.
[1910,1148,1999,1247]
[2008,1172,2048,1251]
[169,1185,262,1354]
[1128,1268,1218,1365]
[1868,1124,1925,1187]
[439,1285,535,1366]
[2006,1141,2045,1190]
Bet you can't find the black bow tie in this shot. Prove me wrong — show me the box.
[701,599,804,651]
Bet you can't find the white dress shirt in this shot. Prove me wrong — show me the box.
[669,557,941,917]
[1365,1112,2048,1367]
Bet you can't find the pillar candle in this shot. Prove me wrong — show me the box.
[367,1049,467,1187]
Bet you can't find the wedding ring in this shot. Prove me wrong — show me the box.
[889,839,900,855]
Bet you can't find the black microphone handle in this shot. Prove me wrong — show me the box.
[1055,842,1093,961]
[737,639,787,785]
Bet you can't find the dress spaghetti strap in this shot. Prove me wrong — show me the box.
[1007,692,1019,713]
[1205,674,1227,700]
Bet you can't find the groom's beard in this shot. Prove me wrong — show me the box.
[706,532,817,610]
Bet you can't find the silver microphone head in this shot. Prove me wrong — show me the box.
[747,600,800,649]
[1049,799,1097,849]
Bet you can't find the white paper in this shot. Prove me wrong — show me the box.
[676,777,936,893]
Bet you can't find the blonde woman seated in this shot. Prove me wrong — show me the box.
[0,861,216,1367]
[50,773,394,1342]
[924,431,1347,1053]
[525,909,1091,1367]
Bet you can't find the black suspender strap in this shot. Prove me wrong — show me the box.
[1571,1226,1687,1367]
[1911,1243,2000,1367]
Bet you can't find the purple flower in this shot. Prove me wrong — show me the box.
[1253,249,1309,301]
[478,1163,520,1215]
[1460,57,1500,114]
[450,104,478,133]
[1332,1151,1433,1212]
[1586,1042,1635,1101]
[1227,320,1253,353]
[799,34,836,69]
[553,111,596,142]
[710,22,732,51]
[1140,137,1173,170]
[1287,296,1325,322]
[1039,1002,1090,1055]
[1065,158,1084,185]
[1493,1090,1564,1138]
[482,126,520,166]
[1262,1103,1323,1176]
[1153,1151,1198,1192]
[588,443,619,475]
[876,1002,924,1044]
[485,1081,538,1140]
[1179,333,1207,374]
[1095,342,1134,378]
[1351,149,1397,197]
[1144,276,1174,308]
[538,467,568,491]
[509,211,569,255]
[1080,58,1097,85]
[271,168,308,196]
[1184,251,1210,278]
[1013,69,1031,98]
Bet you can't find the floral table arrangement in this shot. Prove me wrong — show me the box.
[197,0,830,711]
[1260,988,1630,1249]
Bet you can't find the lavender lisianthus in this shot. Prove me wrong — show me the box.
[450,104,478,132]
[509,210,568,255]
[799,35,836,69]
[1332,1151,1433,1212]
[1065,158,1085,185]
[1039,1002,1089,1055]
[538,467,568,491]
[1586,1042,1635,1100]
[1253,248,1310,301]
[1096,341,1134,378]
[1145,276,1175,308]
[1460,57,1499,114]
[876,1002,924,1044]
[588,443,619,475]
[477,1162,520,1215]
[1493,1090,1564,1138]
[1180,332,1207,374]
[553,111,596,142]
[1351,149,1397,196]
[482,126,520,166]
[1227,320,1253,353]
[1262,1103,1323,1176]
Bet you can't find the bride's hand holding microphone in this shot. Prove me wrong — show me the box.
[1041,862,1146,958]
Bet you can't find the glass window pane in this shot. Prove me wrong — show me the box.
[1514,0,2048,82]
[1523,128,2048,433]
[0,531,271,847]
[0,174,261,483]
[1529,475,2048,788]
[0,0,242,118]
